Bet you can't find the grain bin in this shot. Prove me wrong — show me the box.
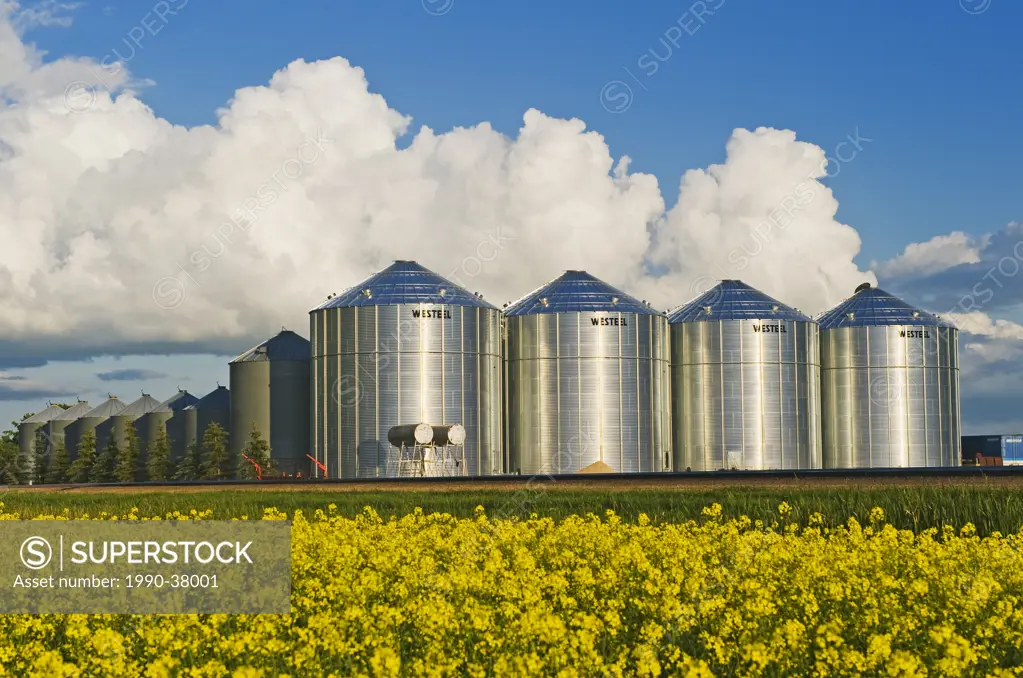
[817,283,960,468]
[230,330,310,475]
[138,390,198,463]
[669,280,821,471]
[504,270,670,475]
[107,393,163,461]
[311,260,502,478]
[65,396,127,460]
[192,385,231,453]
[18,403,68,474]
[43,400,92,459]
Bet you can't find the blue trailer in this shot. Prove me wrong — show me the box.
[1003,435,1023,465]
[962,434,1023,465]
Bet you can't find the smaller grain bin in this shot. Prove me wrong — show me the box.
[138,391,198,463]
[192,385,231,450]
[18,403,69,475]
[43,401,92,458]
[107,393,163,460]
[65,396,127,460]
[230,330,310,476]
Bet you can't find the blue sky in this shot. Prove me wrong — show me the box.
[0,0,1020,433]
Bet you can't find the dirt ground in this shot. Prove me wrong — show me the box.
[10,472,1023,494]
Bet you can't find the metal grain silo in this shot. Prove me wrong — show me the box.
[65,396,127,460]
[43,401,91,457]
[18,403,68,474]
[669,280,821,471]
[108,393,163,460]
[136,391,197,463]
[193,385,231,452]
[311,261,502,478]
[230,330,310,475]
[817,283,960,468]
[505,270,671,475]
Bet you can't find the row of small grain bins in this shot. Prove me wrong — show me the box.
[19,333,313,475]
[309,261,961,477]
[19,387,231,470]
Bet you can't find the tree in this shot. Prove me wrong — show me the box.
[239,423,276,479]
[45,437,69,484]
[199,422,231,480]
[90,433,119,483]
[115,423,141,483]
[173,441,201,481]
[67,429,97,483]
[148,424,173,481]
[0,439,22,484]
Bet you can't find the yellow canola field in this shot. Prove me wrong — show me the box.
[1,504,1022,677]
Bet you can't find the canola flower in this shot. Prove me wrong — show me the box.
[0,502,1021,676]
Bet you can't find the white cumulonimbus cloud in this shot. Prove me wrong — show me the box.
[873,231,986,279]
[0,2,876,363]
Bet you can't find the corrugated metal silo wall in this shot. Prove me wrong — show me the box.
[167,409,197,463]
[311,304,503,478]
[268,361,310,475]
[108,415,135,452]
[65,417,103,461]
[102,415,136,467]
[96,417,128,456]
[230,360,271,467]
[506,311,671,475]
[42,420,74,457]
[18,423,41,472]
[670,319,822,471]
[821,325,960,467]
[138,412,172,462]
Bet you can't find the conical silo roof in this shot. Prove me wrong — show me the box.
[153,390,199,413]
[23,403,71,424]
[504,270,658,316]
[119,394,164,419]
[230,329,310,363]
[312,260,497,311]
[815,284,953,329]
[194,385,230,410]
[51,401,92,421]
[82,396,127,418]
[668,280,811,323]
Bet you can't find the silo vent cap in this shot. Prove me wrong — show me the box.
[854,282,872,294]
